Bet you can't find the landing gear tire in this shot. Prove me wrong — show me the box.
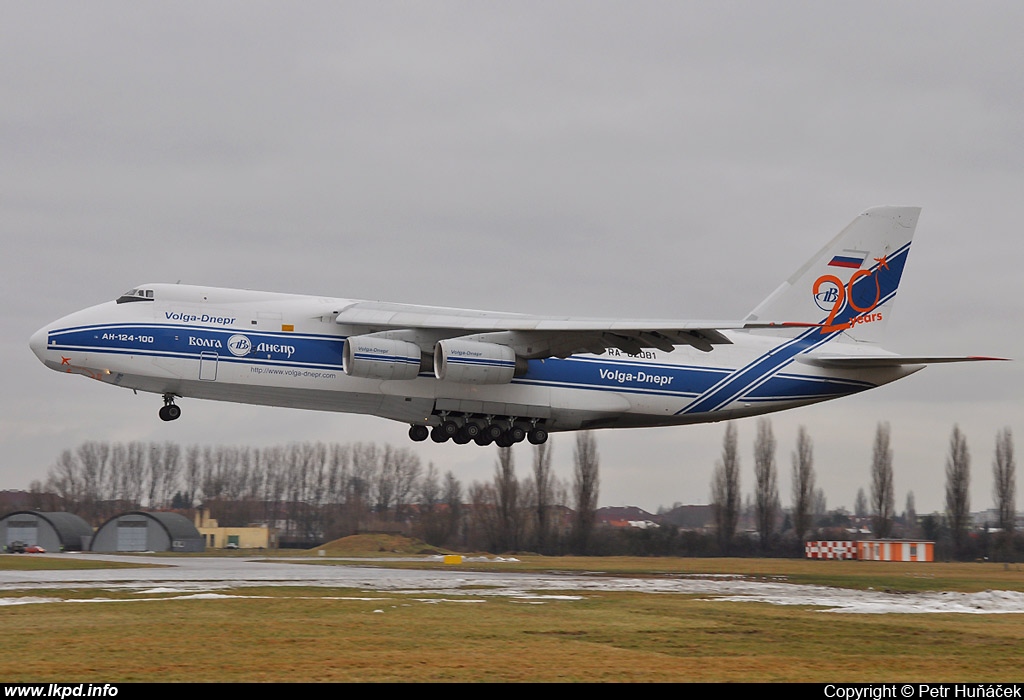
[440,420,460,438]
[527,428,548,445]
[430,426,448,443]
[474,433,494,447]
[507,426,526,444]
[409,425,429,442]
[159,404,181,422]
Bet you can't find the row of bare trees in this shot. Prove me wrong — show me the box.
[870,422,1016,560]
[31,441,428,543]
[26,433,604,554]
[460,433,600,554]
[713,420,827,554]
[711,419,1017,560]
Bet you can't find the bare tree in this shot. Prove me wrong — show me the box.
[904,491,919,538]
[183,444,202,509]
[48,449,83,516]
[532,440,555,553]
[261,445,288,530]
[993,427,1015,559]
[147,442,181,509]
[468,480,499,552]
[77,441,110,521]
[854,487,868,518]
[812,487,827,524]
[28,479,61,511]
[711,422,740,554]
[416,463,446,547]
[420,462,440,508]
[443,470,464,548]
[323,444,353,537]
[870,422,895,538]
[791,426,816,542]
[572,432,600,554]
[374,445,397,515]
[494,446,521,552]
[945,425,971,558]
[347,442,380,531]
[389,447,422,523]
[753,418,779,551]
[303,442,330,540]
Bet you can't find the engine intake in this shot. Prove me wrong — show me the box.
[434,339,523,384]
[343,336,422,381]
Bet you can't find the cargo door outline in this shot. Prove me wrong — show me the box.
[199,351,218,381]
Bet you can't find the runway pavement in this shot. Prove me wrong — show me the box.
[2,553,1024,614]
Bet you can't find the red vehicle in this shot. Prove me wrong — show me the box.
[24,545,46,554]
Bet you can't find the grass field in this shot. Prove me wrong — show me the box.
[2,551,1024,682]
[0,555,165,571]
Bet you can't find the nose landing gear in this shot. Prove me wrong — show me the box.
[159,394,181,422]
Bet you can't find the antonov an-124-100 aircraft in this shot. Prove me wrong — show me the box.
[30,207,1002,447]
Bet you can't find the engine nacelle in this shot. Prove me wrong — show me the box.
[434,339,521,384]
[343,336,422,381]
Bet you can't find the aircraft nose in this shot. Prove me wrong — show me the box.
[30,325,50,363]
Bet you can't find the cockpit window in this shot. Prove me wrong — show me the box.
[116,288,155,304]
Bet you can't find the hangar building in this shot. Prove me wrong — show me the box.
[91,511,205,553]
[1,511,93,552]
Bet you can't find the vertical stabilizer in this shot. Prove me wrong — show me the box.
[745,206,920,344]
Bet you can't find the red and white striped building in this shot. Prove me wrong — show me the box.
[806,540,934,562]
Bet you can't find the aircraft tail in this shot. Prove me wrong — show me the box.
[745,206,920,344]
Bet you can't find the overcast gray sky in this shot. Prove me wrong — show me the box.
[3,2,1021,515]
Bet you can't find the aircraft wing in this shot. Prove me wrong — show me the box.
[800,355,1009,369]
[334,301,803,357]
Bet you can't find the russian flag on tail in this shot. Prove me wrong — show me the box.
[828,249,868,269]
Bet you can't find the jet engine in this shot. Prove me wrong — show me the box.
[433,339,524,384]
[343,336,422,380]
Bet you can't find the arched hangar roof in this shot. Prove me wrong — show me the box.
[94,511,200,540]
[0,511,93,548]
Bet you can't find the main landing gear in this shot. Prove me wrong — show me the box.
[408,415,548,447]
[159,394,181,422]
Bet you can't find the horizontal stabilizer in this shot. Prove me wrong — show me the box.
[800,355,1009,369]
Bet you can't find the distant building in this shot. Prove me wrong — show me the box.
[597,506,657,528]
[806,539,934,562]
[0,491,34,512]
[657,504,714,530]
[856,540,934,562]
[91,511,204,553]
[1,511,93,552]
[194,508,276,549]
[805,540,857,560]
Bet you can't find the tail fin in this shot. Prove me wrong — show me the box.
[745,206,920,344]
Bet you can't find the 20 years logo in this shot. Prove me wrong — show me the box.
[813,256,888,334]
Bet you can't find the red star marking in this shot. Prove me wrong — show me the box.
[874,255,889,271]
[61,356,71,365]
